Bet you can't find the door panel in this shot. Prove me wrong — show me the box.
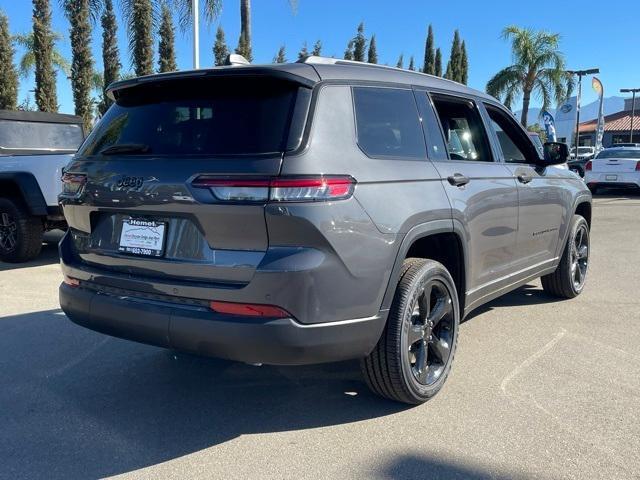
[420,92,519,293]
[483,103,567,269]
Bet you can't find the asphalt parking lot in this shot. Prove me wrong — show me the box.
[1,192,639,480]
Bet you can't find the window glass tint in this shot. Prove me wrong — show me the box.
[0,120,83,151]
[79,77,300,156]
[353,87,426,158]
[596,149,640,159]
[486,107,535,163]
[431,96,491,162]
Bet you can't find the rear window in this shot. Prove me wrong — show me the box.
[79,76,304,156]
[0,120,83,151]
[596,149,640,159]
[353,87,426,158]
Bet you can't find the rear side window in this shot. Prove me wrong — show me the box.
[0,120,83,151]
[79,76,304,157]
[430,95,492,162]
[353,87,426,158]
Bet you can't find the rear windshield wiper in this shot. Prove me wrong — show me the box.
[99,143,150,155]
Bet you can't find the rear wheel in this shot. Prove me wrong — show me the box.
[0,198,44,263]
[541,215,589,298]
[361,258,460,404]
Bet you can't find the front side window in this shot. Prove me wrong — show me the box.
[353,87,426,158]
[431,95,492,162]
[486,105,537,164]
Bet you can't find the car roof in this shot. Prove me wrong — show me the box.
[0,109,83,125]
[106,56,495,102]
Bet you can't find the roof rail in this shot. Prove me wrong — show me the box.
[225,54,251,66]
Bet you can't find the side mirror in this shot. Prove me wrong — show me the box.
[542,142,569,166]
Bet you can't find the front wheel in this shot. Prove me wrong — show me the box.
[361,258,460,404]
[541,214,590,298]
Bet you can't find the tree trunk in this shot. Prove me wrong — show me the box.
[240,0,251,51]
[520,89,531,127]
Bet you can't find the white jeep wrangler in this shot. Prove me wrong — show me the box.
[0,110,84,263]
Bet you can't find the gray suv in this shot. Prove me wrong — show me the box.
[59,57,592,404]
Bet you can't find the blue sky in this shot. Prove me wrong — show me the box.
[3,0,639,115]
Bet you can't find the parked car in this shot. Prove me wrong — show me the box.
[610,143,640,148]
[568,146,596,177]
[584,146,640,193]
[0,110,84,262]
[58,57,592,405]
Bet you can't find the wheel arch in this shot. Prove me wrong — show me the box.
[0,172,48,216]
[381,219,468,316]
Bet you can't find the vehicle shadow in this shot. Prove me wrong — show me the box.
[0,308,407,479]
[463,283,560,323]
[376,453,523,480]
[0,231,62,271]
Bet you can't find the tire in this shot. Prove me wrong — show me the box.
[0,198,44,263]
[541,215,589,299]
[361,258,460,404]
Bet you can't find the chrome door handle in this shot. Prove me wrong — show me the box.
[447,173,470,187]
[517,174,533,184]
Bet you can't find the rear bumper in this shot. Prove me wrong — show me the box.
[585,173,640,189]
[59,283,387,365]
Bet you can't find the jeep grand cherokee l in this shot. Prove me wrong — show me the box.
[59,57,592,404]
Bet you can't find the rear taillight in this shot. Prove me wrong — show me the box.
[636,161,640,171]
[210,300,290,318]
[585,161,592,171]
[61,172,87,196]
[191,176,356,203]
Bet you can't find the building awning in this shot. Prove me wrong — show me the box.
[579,110,639,133]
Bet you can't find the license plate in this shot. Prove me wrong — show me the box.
[605,175,618,181]
[118,218,166,257]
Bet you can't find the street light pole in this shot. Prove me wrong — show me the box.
[621,88,640,143]
[192,0,200,69]
[567,68,600,153]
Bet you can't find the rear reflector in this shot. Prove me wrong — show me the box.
[636,161,640,171]
[585,161,592,171]
[192,176,356,203]
[210,300,290,318]
[63,275,80,287]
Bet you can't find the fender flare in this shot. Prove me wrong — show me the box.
[0,172,48,216]
[379,218,469,311]
[555,193,592,259]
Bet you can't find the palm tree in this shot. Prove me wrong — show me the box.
[487,26,573,127]
[13,32,70,79]
[173,0,297,62]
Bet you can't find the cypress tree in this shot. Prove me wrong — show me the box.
[0,11,18,110]
[64,0,93,129]
[435,48,442,77]
[460,40,468,85]
[297,42,308,61]
[235,32,252,62]
[311,39,322,56]
[343,39,354,60]
[273,45,286,63]
[213,26,228,66]
[396,53,404,69]
[445,30,462,81]
[353,22,366,62]
[99,0,120,115]
[32,0,57,112]
[130,0,153,76]
[158,3,177,72]
[423,24,435,74]
[367,34,378,64]
[408,56,415,71]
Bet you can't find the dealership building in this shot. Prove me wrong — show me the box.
[578,97,640,146]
